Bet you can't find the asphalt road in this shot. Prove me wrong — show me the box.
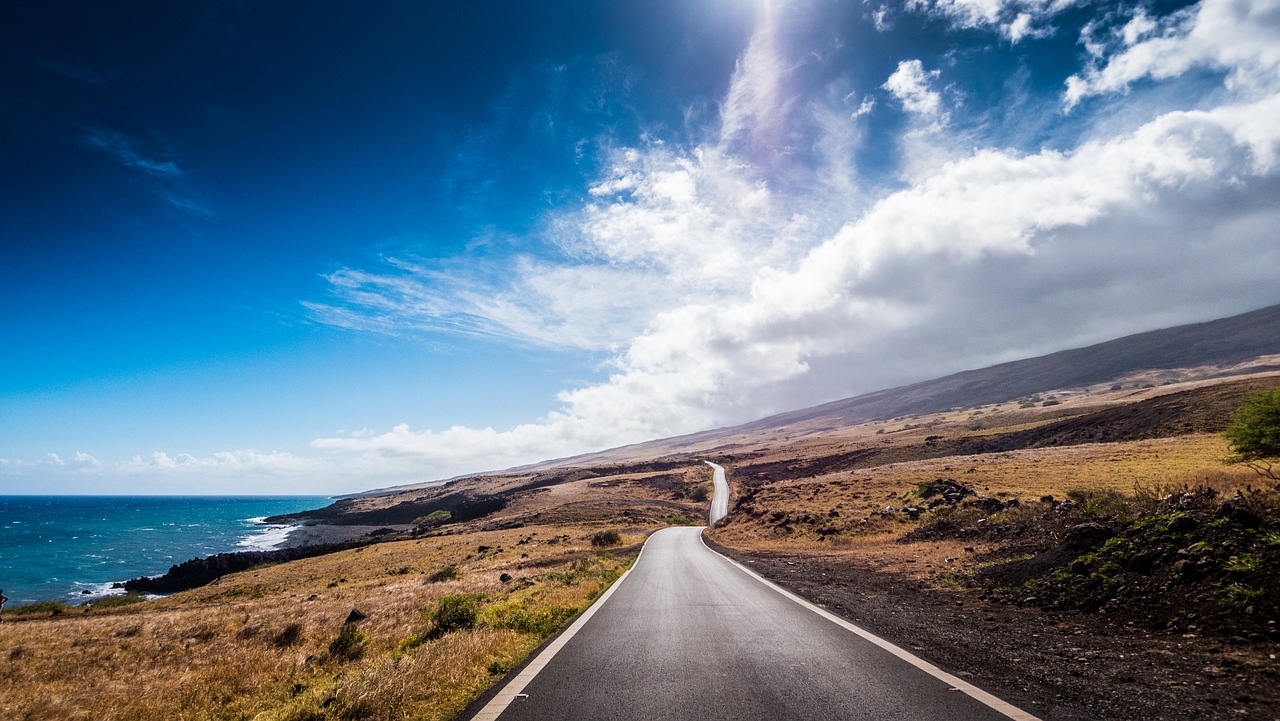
[471,526,1036,721]
[705,461,728,525]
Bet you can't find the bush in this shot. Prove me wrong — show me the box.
[688,485,710,502]
[1223,389,1280,477]
[429,594,482,638]
[590,529,622,547]
[413,509,453,528]
[427,565,460,583]
[328,623,369,662]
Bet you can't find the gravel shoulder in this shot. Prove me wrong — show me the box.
[706,539,1280,721]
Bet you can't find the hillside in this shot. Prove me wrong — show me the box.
[519,302,1280,469]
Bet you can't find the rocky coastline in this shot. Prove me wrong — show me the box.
[120,522,412,595]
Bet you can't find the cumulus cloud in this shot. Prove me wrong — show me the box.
[304,0,1280,484]
[883,60,944,117]
[1065,0,1280,108]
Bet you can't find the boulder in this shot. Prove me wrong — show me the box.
[1167,515,1200,534]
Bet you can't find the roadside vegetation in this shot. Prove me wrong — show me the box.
[709,377,1280,644]
[0,527,637,720]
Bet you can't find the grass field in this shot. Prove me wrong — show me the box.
[0,526,639,721]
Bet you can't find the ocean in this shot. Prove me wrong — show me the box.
[0,495,328,606]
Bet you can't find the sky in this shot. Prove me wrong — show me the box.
[2,0,1278,495]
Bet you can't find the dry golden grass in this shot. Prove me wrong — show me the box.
[710,434,1256,551]
[0,525,641,721]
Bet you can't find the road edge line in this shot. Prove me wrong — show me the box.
[698,531,1041,721]
[468,528,660,721]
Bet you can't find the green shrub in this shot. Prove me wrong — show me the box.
[413,509,453,528]
[665,514,697,526]
[590,529,622,547]
[1223,389,1280,477]
[429,593,483,638]
[688,485,710,502]
[328,624,369,662]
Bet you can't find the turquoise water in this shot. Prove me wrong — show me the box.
[0,496,328,605]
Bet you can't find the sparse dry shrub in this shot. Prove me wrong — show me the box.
[1065,488,1132,520]
[590,529,622,547]
[273,621,305,647]
[427,565,460,583]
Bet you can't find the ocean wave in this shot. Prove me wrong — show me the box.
[69,581,126,600]
[236,520,296,551]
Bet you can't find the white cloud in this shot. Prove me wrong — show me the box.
[113,0,1280,491]
[907,0,1083,40]
[1065,0,1280,108]
[312,96,1280,480]
[883,60,944,117]
[80,129,185,178]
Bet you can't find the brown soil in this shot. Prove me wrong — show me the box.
[709,540,1280,721]
[954,376,1280,454]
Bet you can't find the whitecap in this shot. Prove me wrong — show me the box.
[69,581,126,600]
[236,519,296,551]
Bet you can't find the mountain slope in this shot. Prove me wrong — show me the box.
[529,302,1280,468]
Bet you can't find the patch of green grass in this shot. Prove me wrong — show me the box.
[484,600,580,637]
[1218,582,1263,607]
[13,600,70,616]
[87,594,147,610]
[1066,488,1131,519]
[665,514,697,526]
[1224,553,1262,573]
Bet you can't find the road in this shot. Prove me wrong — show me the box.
[705,461,728,525]
[468,526,1036,721]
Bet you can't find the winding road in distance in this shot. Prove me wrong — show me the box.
[467,521,1038,720]
[706,461,729,525]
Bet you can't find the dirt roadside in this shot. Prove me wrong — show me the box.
[707,540,1280,721]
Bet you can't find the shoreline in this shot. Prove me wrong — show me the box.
[278,522,413,548]
[117,521,417,595]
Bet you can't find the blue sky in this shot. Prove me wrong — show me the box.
[3,0,1278,495]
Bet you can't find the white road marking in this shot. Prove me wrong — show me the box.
[698,531,1041,721]
[468,534,652,721]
